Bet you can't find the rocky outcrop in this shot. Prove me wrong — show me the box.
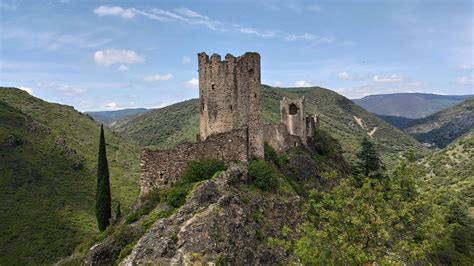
[121,164,301,265]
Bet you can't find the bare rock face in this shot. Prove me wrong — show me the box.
[121,164,301,265]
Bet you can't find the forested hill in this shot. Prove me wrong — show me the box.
[111,85,427,168]
[0,87,140,265]
[353,93,472,119]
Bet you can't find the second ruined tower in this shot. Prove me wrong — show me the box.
[198,52,263,159]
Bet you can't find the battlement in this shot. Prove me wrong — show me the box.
[198,52,263,159]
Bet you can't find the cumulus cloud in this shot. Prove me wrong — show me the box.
[181,56,191,64]
[94,5,135,19]
[118,64,129,71]
[275,81,284,87]
[186,78,199,88]
[295,80,316,87]
[94,49,144,67]
[338,71,364,81]
[338,72,352,80]
[19,87,33,94]
[373,74,403,83]
[144,73,174,82]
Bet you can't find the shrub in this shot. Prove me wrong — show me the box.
[182,158,226,183]
[248,160,279,191]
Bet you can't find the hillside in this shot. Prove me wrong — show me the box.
[111,85,427,168]
[353,93,472,119]
[85,108,149,126]
[420,130,474,216]
[404,97,474,148]
[0,88,140,265]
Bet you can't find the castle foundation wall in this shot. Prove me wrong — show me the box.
[140,128,249,194]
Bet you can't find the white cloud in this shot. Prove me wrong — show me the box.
[92,5,332,44]
[94,6,135,19]
[455,75,474,86]
[186,78,199,88]
[118,65,129,71]
[238,27,276,38]
[2,28,112,51]
[285,33,315,41]
[338,72,352,80]
[94,49,144,67]
[373,74,403,83]
[144,73,174,82]
[275,81,284,87]
[103,102,119,110]
[19,87,33,94]
[181,56,191,64]
[338,71,364,81]
[295,80,316,87]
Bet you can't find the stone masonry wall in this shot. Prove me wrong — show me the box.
[263,123,304,153]
[140,128,249,195]
[198,52,263,159]
[280,97,307,143]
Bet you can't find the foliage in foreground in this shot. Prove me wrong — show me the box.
[272,160,454,264]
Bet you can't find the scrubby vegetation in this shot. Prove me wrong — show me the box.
[270,140,473,264]
[248,159,279,191]
[182,158,227,183]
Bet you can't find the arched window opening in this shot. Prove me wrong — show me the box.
[289,104,298,115]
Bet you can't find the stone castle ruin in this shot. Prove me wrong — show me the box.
[140,52,319,194]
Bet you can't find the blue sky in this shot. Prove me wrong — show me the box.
[1,0,473,111]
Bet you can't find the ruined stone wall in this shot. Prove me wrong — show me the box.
[198,52,263,159]
[280,97,307,143]
[263,123,304,153]
[305,115,317,138]
[140,129,249,195]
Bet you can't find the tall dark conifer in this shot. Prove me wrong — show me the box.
[356,136,383,177]
[96,124,111,231]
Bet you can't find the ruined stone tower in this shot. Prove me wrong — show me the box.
[280,96,307,143]
[198,52,263,159]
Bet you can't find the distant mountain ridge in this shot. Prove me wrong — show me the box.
[404,97,474,148]
[353,93,473,119]
[86,108,149,125]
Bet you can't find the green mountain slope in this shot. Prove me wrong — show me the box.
[353,93,472,119]
[111,85,427,167]
[85,108,149,126]
[404,97,474,148]
[0,87,140,265]
[420,130,474,216]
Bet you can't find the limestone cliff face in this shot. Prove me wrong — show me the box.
[122,165,301,265]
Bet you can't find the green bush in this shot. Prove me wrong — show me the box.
[248,160,279,191]
[182,158,226,183]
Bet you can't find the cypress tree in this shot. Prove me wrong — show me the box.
[356,136,383,177]
[96,124,111,231]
